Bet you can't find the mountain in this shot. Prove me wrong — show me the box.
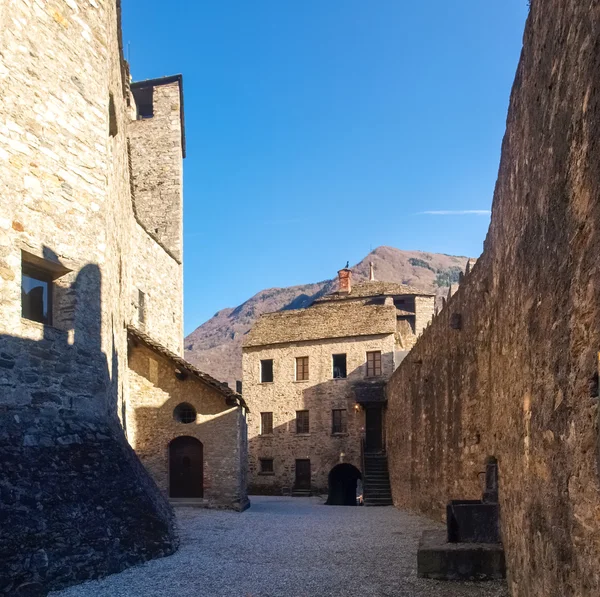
[184,246,473,387]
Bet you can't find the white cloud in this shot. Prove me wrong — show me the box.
[417,210,491,216]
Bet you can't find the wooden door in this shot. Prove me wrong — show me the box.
[365,407,383,453]
[295,459,311,490]
[169,436,203,498]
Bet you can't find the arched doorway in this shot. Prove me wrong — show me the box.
[326,463,361,505]
[169,436,203,498]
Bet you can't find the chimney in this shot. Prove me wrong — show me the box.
[369,261,375,281]
[338,267,352,294]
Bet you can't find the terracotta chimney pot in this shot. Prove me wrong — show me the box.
[338,268,352,294]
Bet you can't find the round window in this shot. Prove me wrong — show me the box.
[173,402,196,424]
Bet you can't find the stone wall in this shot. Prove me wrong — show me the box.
[129,80,184,265]
[0,0,184,593]
[386,3,600,596]
[128,342,248,510]
[243,334,396,493]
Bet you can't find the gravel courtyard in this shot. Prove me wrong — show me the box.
[51,496,509,597]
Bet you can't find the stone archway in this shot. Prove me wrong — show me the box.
[326,463,362,506]
[169,436,203,498]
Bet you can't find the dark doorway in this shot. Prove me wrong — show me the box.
[326,463,362,505]
[365,407,383,453]
[295,459,311,490]
[169,436,203,498]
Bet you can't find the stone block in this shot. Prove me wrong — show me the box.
[417,530,506,581]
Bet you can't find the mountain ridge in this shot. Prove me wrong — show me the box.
[184,246,473,387]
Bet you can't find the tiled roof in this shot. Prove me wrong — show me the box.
[127,325,248,410]
[242,302,397,348]
[314,281,434,303]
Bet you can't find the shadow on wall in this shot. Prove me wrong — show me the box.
[248,355,390,499]
[0,256,176,597]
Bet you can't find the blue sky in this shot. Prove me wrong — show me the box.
[122,1,529,334]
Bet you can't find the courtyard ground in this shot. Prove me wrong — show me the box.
[50,496,509,597]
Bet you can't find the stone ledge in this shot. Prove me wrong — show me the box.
[417,530,506,581]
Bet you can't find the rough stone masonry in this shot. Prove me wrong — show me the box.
[386,2,600,596]
[0,0,188,594]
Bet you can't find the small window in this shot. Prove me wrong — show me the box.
[173,402,196,424]
[366,351,382,377]
[332,409,347,434]
[260,359,274,383]
[296,356,309,381]
[261,412,273,435]
[259,458,274,474]
[332,354,347,379]
[133,86,154,119]
[138,289,146,325]
[296,410,309,434]
[21,263,53,325]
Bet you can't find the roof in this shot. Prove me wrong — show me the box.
[130,74,186,158]
[315,281,434,303]
[243,302,397,348]
[127,326,247,410]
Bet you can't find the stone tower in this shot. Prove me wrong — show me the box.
[0,1,186,594]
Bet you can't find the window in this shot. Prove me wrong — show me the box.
[259,458,274,474]
[133,85,154,119]
[296,356,309,381]
[21,263,53,325]
[296,410,310,434]
[260,359,274,383]
[332,409,347,434]
[173,402,196,424]
[332,354,347,379]
[366,351,382,377]
[260,412,273,435]
[138,289,146,325]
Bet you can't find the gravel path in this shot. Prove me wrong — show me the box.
[50,496,509,597]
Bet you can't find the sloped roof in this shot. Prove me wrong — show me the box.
[127,326,248,410]
[243,302,397,348]
[314,281,434,303]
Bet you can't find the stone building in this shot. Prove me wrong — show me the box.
[0,2,245,594]
[242,267,434,503]
[385,2,600,596]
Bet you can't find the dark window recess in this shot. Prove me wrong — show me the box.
[332,409,347,434]
[296,356,309,381]
[133,86,154,119]
[108,92,118,137]
[138,289,146,324]
[260,458,274,474]
[260,359,274,383]
[332,354,347,379]
[236,380,243,394]
[366,351,382,377]
[296,410,310,434]
[261,412,273,435]
[173,402,197,424]
[21,263,52,325]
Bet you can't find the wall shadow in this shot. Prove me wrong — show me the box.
[0,255,176,596]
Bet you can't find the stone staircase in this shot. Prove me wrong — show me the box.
[363,452,393,506]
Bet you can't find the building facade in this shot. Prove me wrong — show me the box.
[0,2,245,593]
[242,268,434,502]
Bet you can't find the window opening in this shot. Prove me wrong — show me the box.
[332,354,347,379]
[21,263,53,325]
[261,412,273,435]
[260,458,274,474]
[366,351,382,377]
[332,409,347,434]
[296,410,310,434]
[173,402,196,424]
[296,356,309,381]
[260,359,274,383]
